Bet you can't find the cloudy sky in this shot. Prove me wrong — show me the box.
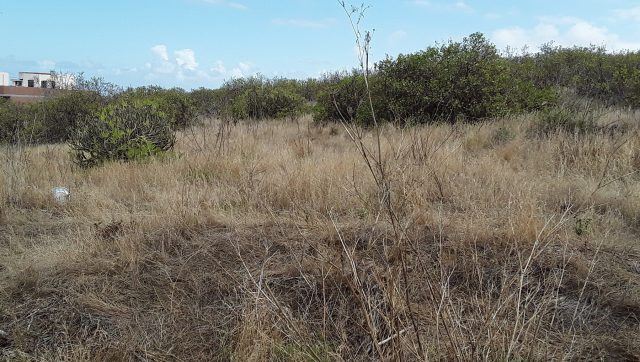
[1,0,639,89]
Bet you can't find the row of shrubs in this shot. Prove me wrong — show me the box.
[4,32,639,142]
[1,32,639,167]
[314,33,640,125]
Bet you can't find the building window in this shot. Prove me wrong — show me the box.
[28,80,34,87]
[41,81,48,88]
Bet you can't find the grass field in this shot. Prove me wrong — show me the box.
[1,112,639,361]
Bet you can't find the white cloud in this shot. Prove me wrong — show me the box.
[492,17,640,52]
[227,2,247,10]
[230,62,253,78]
[614,6,640,22]
[151,45,169,61]
[211,60,226,74]
[146,45,254,85]
[272,18,336,29]
[238,62,251,72]
[175,49,199,71]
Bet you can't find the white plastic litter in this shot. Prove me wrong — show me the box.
[52,187,70,204]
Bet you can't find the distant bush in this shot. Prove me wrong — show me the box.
[314,33,556,126]
[530,44,640,107]
[313,71,364,124]
[378,33,513,122]
[35,91,103,143]
[0,101,33,144]
[69,103,175,168]
[119,87,196,129]
[190,87,228,119]
[0,91,102,144]
[224,76,306,120]
[531,91,601,136]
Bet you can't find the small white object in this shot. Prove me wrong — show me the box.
[52,187,70,204]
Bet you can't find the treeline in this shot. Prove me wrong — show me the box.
[316,33,640,125]
[2,32,640,146]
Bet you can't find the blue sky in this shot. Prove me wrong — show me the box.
[1,0,639,89]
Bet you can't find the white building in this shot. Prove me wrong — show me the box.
[0,72,9,86]
[12,71,56,88]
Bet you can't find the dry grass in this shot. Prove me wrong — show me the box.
[0,113,639,361]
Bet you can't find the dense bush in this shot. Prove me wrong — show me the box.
[0,101,33,143]
[190,87,228,119]
[223,76,306,120]
[2,35,640,143]
[313,71,365,124]
[531,90,601,136]
[380,33,514,122]
[35,91,103,143]
[530,44,640,107]
[314,33,557,125]
[0,91,102,144]
[69,103,175,168]
[119,87,196,129]
[312,70,387,125]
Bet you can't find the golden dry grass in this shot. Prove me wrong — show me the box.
[0,113,639,361]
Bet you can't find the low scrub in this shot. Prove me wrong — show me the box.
[224,76,306,120]
[314,33,557,125]
[69,102,175,168]
[531,91,602,136]
[119,87,196,129]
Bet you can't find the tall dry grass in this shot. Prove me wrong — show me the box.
[0,113,639,361]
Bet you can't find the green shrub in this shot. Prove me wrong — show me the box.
[491,126,515,145]
[314,33,555,126]
[531,44,640,107]
[119,87,196,129]
[0,101,34,144]
[69,103,175,168]
[375,33,515,123]
[36,91,103,143]
[224,76,306,120]
[313,71,366,124]
[0,90,103,144]
[190,87,228,118]
[532,92,600,136]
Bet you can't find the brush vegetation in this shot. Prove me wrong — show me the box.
[1,27,640,361]
[1,109,639,360]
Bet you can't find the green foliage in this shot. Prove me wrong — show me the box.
[314,33,557,126]
[3,36,640,143]
[313,71,366,124]
[378,33,514,123]
[224,76,306,120]
[532,90,601,136]
[575,216,592,236]
[0,101,33,143]
[190,87,228,119]
[491,126,515,145]
[69,103,175,168]
[531,44,640,107]
[35,91,103,143]
[0,91,102,144]
[119,87,196,129]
